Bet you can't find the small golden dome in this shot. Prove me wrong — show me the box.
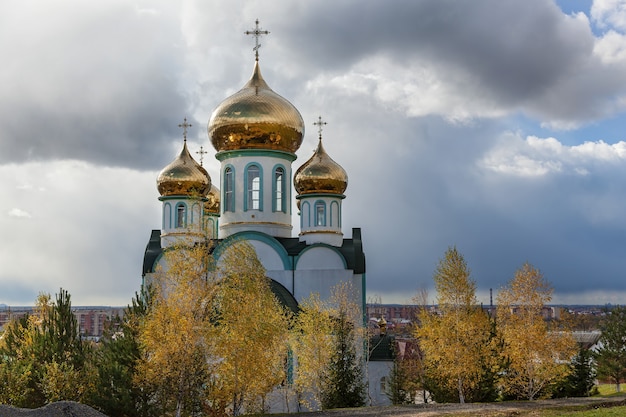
[157,142,211,197]
[294,139,347,195]
[204,184,220,214]
[208,61,304,154]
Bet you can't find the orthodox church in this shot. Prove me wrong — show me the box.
[142,21,365,318]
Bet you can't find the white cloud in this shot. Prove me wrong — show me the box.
[8,208,31,218]
[591,0,626,31]
[481,133,626,177]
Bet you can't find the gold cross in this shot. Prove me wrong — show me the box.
[178,117,192,142]
[245,19,270,61]
[313,116,327,140]
[196,146,208,166]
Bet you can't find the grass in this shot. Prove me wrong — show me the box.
[596,384,622,396]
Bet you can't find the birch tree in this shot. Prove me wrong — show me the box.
[497,262,576,400]
[416,246,497,403]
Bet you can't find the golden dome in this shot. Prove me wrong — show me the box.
[294,139,348,195]
[208,61,304,154]
[204,184,220,214]
[157,141,211,197]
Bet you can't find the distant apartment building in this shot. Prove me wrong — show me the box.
[0,306,124,338]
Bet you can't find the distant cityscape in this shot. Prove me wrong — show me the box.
[0,303,611,338]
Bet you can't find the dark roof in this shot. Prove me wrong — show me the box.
[369,335,395,361]
[142,230,162,276]
[269,279,299,315]
[143,227,365,275]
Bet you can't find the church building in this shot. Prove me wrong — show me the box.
[142,20,365,320]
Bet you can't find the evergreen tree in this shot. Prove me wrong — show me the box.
[555,345,596,397]
[88,291,154,417]
[595,306,626,392]
[321,308,366,409]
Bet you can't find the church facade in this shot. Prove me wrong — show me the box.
[142,27,366,319]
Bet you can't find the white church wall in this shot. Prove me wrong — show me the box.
[367,361,393,406]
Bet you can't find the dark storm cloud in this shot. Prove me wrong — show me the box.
[273,0,624,126]
[0,1,189,170]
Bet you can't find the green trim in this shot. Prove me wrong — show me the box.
[295,192,346,200]
[295,243,348,269]
[214,231,293,270]
[158,195,207,201]
[216,149,297,162]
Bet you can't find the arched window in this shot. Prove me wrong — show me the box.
[315,200,326,226]
[273,166,285,212]
[175,203,186,228]
[246,164,262,211]
[224,166,234,212]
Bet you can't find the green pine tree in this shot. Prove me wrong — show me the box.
[595,306,626,392]
[321,310,366,409]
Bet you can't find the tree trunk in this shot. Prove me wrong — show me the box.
[458,378,465,404]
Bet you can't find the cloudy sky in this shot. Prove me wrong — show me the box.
[2,0,626,306]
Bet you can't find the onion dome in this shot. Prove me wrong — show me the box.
[294,139,348,195]
[157,141,211,197]
[204,184,220,214]
[208,61,304,154]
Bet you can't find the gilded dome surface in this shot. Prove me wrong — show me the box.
[157,142,211,197]
[208,61,304,153]
[294,139,348,195]
[204,184,221,214]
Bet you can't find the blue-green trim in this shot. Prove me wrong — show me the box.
[214,231,293,270]
[300,200,311,228]
[295,243,348,269]
[216,149,297,162]
[272,164,287,213]
[163,202,172,229]
[330,200,340,228]
[295,192,346,200]
[223,165,235,213]
[244,163,263,212]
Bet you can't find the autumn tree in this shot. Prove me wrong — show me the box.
[290,293,334,411]
[497,263,576,400]
[135,242,218,417]
[416,246,498,404]
[211,241,291,416]
[595,306,626,392]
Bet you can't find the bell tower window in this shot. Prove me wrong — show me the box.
[224,166,234,212]
[175,203,186,228]
[245,164,263,211]
[315,201,326,226]
[273,166,285,213]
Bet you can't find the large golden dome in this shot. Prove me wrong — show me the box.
[208,61,304,154]
[294,139,348,195]
[157,141,211,197]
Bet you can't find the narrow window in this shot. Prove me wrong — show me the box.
[176,204,185,228]
[315,201,326,226]
[274,167,285,212]
[247,165,261,210]
[224,167,234,212]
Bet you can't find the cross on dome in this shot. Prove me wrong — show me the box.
[196,146,208,166]
[245,19,270,61]
[313,116,327,140]
[178,117,192,142]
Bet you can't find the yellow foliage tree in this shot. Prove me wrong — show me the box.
[416,246,497,403]
[497,262,577,400]
[136,242,218,417]
[290,293,334,410]
[211,241,290,416]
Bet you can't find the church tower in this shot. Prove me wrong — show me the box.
[156,118,212,248]
[207,20,304,239]
[294,117,348,247]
